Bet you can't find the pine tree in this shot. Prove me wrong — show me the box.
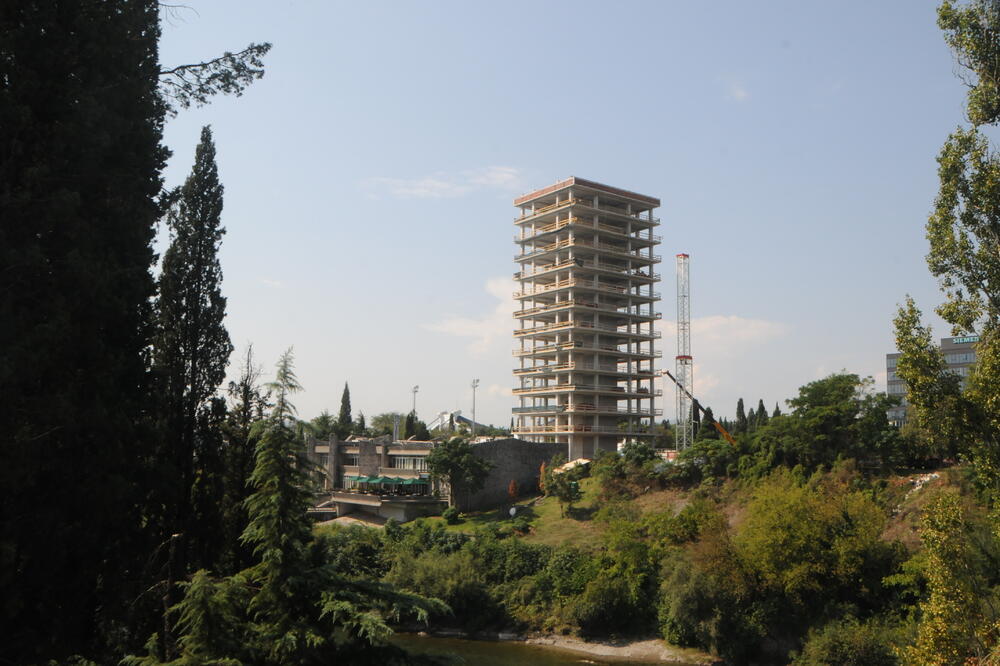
[242,350,318,662]
[153,125,233,571]
[337,382,352,438]
[773,403,783,418]
[735,398,747,434]
[127,351,445,664]
[353,411,367,436]
[220,345,271,574]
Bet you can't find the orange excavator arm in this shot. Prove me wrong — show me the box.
[661,370,738,447]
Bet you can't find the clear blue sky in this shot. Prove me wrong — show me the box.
[158,0,966,426]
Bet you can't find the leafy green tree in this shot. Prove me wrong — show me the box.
[427,437,494,507]
[371,412,405,437]
[895,0,1000,500]
[337,382,352,438]
[153,125,234,570]
[901,492,983,665]
[651,419,675,449]
[543,455,584,517]
[309,409,337,440]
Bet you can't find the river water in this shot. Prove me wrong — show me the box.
[391,633,702,665]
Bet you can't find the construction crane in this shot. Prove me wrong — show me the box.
[661,369,737,447]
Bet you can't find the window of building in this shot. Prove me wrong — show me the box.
[391,456,428,471]
[342,454,359,467]
[886,357,898,369]
[945,352,976,364]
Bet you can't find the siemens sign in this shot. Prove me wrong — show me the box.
[951,336,980,344]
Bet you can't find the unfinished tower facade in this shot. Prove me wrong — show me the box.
[512,177,662,460]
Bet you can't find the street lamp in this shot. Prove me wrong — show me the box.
[471,379,480,437]
[412,385,419,415]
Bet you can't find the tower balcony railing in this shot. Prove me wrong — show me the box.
[513,342,663,358]
[514,361,657,376]
[514,320,661,338]
[515,198,659,226]
[515,299,661,320]
[514,278,660,301]
[513,424,657,435]
[515,216,662,244]
[512,384,663,397]
[518,238,661,263]
[514,403,662,415]
[515,258,659,282]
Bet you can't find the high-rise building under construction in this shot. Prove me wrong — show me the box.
[511,177,662,460]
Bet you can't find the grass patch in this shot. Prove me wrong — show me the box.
[417,476,607,549]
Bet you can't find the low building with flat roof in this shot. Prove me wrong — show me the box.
[306,435,563,521]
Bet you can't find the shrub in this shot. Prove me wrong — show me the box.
[793,617,900,666]
[442,506,460,525]
[385,550,503,629]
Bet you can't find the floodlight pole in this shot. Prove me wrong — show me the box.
[471,379,480,437]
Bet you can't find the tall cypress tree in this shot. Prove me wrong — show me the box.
[756,398,770,428]
[735,398,747,433]
[337,382,352,437]
[698,407,719,440]
[0,3,165,661]
[153,125,233,570]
